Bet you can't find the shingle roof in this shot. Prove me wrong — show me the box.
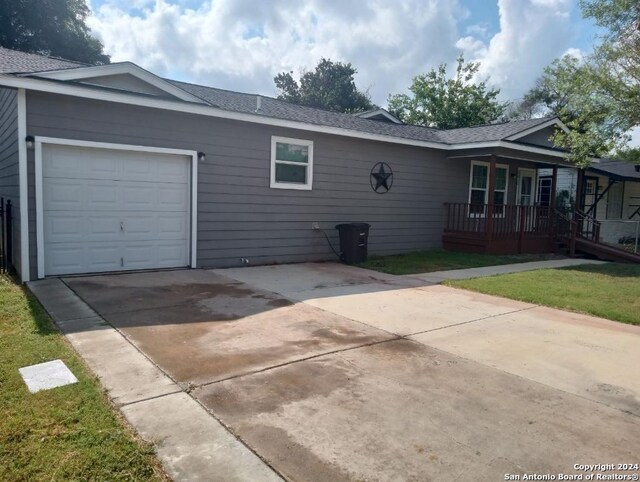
[167,79,446,143]
[437,117,555,143]
[590,159,640,181]
[0,47,86,74]
[0,47,561,147]
[169,79,558,146]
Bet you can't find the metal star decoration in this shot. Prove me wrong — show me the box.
[370,162,393,193]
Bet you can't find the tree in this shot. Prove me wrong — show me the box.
[274,58,373,113]
[387,55,507,129]
[513,0,639,166]
[0,0,109,65]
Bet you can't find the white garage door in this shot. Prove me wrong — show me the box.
[42,144,191,276]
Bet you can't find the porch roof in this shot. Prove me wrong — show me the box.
[446,145,575,167]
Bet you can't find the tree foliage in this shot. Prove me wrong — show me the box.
[513,0,639,166]
[0,0,109,65]
[274,58,373,113]
[387,55,507,129]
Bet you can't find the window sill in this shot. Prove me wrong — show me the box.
[270,181,312,191]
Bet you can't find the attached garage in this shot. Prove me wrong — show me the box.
[35,139,197,277]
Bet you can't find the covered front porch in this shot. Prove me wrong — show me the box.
[442,149,565,255]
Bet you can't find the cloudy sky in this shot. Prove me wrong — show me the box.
[86,0,601,106]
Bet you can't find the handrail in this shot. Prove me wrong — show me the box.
[574,210,601,243]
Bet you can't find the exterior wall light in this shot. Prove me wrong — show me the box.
[197,151,206,162]
[25,135,35,149]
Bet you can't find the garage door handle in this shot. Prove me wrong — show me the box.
[120,222,125,232]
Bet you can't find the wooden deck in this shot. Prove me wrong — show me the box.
[442,203,554,255]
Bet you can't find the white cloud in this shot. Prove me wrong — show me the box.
[87,0,582,107]
[456,0,577,101]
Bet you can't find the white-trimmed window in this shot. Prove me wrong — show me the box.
[468,160,509,216]
[270,136,313,190]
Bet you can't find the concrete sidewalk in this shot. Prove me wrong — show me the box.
[406,258,605,283]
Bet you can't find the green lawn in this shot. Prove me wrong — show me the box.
[446,263,640,325]
[0,276,167,481]
[358,249,558,275]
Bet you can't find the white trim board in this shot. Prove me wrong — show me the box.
[34,137,198,279]
[17,89,29,283]
[0,75,573,160]
[28,62,204,104]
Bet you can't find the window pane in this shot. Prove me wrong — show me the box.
[494,191,505,205]
[470,189,485,205]
[276,142,308,163]
[276,163,307,183]
[472,165,488,189]
[495,167,507,191]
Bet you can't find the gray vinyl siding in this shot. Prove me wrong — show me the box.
[0,87,21,274]
[25,91,469,276]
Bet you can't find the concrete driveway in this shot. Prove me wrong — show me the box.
[59,263,639,481]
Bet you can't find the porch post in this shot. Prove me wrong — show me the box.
[575,168,585,215]
[486,155,497,251]
[550,165,558,209]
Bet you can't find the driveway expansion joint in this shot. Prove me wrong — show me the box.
[404,305,537,337]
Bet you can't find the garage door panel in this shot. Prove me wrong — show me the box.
[43,145,191,276]
[156,242,190,266]
[158,185,190,211]
[44,214,84,243]
[86,216,121,241]
[43,179,85,211]
[121,214,156,238]
[120,184,156,210]
[45,145,121,180]
[157,215,189,239]
[156,158,190,183]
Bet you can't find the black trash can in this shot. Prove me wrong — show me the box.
[335,223,370,264]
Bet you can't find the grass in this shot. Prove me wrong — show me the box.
[446,263,640,325]
[358,249,558,275]
[0,275,168,481]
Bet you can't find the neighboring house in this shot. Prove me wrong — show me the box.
[539,161,640,247]
[0,47,620,282]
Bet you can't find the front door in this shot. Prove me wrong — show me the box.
[516,169,537,206]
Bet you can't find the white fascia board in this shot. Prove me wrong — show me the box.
[1,75,571,160]
[29,62,204,103]
[505,118,570,141]
[449,140,569,159]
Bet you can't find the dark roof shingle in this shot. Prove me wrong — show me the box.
[0,47,86,74]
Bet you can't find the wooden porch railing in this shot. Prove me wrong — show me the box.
[444,203,552,237]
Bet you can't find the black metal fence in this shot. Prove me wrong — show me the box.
[0,197,13,273]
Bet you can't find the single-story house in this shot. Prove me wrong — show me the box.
[0,47,631,282]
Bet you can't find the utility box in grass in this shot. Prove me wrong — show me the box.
[335,223,370,264]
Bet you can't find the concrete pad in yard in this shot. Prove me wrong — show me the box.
[412,306,640,415]
[113,303,392,386]
[67,270,393,386]
[196,339,639,482]
[213,262,423,297]
[121,392,282,482]
[64,269,252,315]
[294,284,534,336]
